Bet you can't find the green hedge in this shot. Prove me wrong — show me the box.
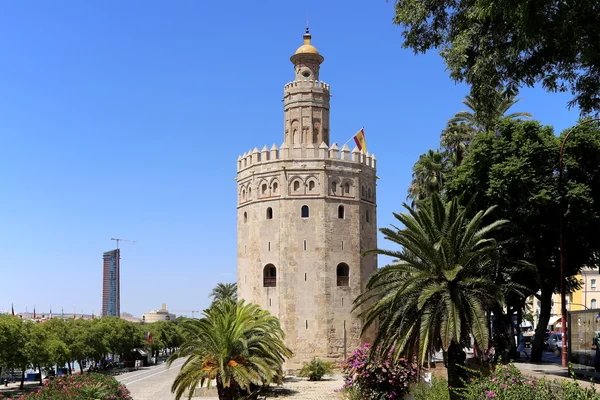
[0,373,132,400]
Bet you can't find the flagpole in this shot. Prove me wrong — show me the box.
[342,126,365,149]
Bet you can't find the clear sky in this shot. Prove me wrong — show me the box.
[0,1,580,317]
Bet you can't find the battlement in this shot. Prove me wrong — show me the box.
[236,143,376,172]
[284,80,330,91]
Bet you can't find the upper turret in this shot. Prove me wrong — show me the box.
[290,28,324,81]
[283,28,331,147]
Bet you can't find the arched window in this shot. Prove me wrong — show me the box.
[263,264,276,287]
[308,181,315,191]
[272,182,278,194]
[337,263,349,287]
[332,182,337,194]
[244,212,247,223]
[301,205,309,218]
[242,189,246,201]
[248,187,252,198]
[366,210,370,223]
[261,184,267,195]
[362,186,366,197]
[344,183,350,194]
[592,299,597,309]
[294,181,300,191]
[266,207,273,220]
[338,205,345,219]
[368,187,372,199]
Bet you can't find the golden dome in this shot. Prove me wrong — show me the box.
[294,29,319,55]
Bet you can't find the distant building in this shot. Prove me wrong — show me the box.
[121,312,142,323]
[526,267,600,330]
[141,304,176,323]
[102,249,120,317]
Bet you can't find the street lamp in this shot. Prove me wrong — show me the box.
[558,117,600,367]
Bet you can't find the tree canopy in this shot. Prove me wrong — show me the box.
[444,118,600,360]
[392,0,600,115]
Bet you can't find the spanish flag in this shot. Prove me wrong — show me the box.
[353,128,366,152]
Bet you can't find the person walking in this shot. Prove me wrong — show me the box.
[517,328,529,360]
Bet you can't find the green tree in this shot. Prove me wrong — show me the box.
[102,317,144,361]
[209,283,238,304]
[407,149,446,203]
[445,119,600,361]
[355,195,507,398]
[0,316,28,387]
[44,318,71,370]
[440,122,476,167]
[67,319,93,373]
[448,92,532,133]
[146,321,168,359]
[167,300,292,400]
[24,322,52,385]
[392,0,600,115]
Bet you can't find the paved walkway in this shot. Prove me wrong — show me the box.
[116,358,186,400]
[196,375,345,400]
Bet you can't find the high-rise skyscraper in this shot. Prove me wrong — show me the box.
[102,249,120,317]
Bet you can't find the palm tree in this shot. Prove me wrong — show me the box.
[355,195,507,398]
[167,300,292,400]
[440,122,476,167]
[407,149,446,203]
[209,283,238,303]
[448,91,532,132]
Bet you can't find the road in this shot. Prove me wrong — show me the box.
[116,358,188,400]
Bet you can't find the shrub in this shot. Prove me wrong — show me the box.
[340,343,416,400]
[298,357,334,381]
[0,373,132,400]
[412,376,450,400]
[459,363,600,400]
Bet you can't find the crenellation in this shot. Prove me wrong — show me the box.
[351,147,361,162]
[329,143,339,159]
[270,144,279,161]
[341,144,351,161]
[318,142,329,159]
[236,142,377,172]
[283,80,330,91]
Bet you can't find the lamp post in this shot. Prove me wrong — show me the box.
[558,117,600,367]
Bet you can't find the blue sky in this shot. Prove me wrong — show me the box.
[0,1,580,317]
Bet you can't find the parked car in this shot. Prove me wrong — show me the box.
[547,333,564,355]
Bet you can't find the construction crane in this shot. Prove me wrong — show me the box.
[110,238,137,249]
[171,310,200,318]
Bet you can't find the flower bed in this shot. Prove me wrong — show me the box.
[340,344,417,400]
[0,373,132,400]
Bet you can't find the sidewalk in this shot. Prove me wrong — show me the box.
[512,349,598,391]
[0,381,42,398]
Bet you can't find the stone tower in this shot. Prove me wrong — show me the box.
[236,29,378,370]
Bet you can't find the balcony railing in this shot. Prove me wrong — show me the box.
[263,277,277,287]
[337,276,349,287]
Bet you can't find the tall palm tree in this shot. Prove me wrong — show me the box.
[167,300,292,400]
[448,91,532,132]
[355,195,507,398]
[440,122,476,167]
[209,283,238,303]
[407,149,446,203]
